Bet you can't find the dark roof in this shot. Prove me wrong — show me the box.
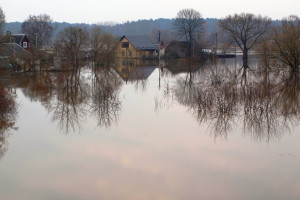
[12,34,26,45]
[121,35,156,50]
[167,41,190,49]
[0,43,31,57]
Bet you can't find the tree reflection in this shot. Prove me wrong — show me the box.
[189,67,239,139]
[11,65,123,133]
[159,59,300,141]
[45,70,89,133]
[0,85,18,160]
[90,67,122,127]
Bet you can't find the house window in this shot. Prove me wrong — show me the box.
[129,51,132,57]
[122,51,125,56]
[23,42,27,48]
[122,42,129,48]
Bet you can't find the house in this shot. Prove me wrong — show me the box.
[12,34,31,50]
[116,35,157,59]
[0,43,32,69]
[0,32,31,50]
[165,41,190,58]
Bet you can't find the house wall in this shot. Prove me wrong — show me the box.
[165,44,187,58]
[116,37,137,58]
[116,37,156,59]
[21,36,31,50]
[165,41,190,58]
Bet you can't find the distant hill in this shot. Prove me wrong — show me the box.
[4,18,218,39]
[3,18,280,44]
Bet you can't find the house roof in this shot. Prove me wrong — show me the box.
[121,35,156,50]
[12,34,26,45]
[0,43,31,57]
[166,41,190,49]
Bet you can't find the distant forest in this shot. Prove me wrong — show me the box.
[3,18,281,44]
[3,18,219,43]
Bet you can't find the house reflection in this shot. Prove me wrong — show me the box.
[114,59,156,91]
[163,58,202,75]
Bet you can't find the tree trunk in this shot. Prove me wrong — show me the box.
[242,49,248,68]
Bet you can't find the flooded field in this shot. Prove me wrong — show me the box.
[0,56,300,200]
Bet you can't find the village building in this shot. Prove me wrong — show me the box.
[0,32,32,69]
[1,32,31,50]
[164,41,190,58]
[10,34,31,50]
[116,35,157,59]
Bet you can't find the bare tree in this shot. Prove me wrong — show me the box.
[90,25,116,66]
[272,15,300,71]
[173,8,205,55]
[22,14,54,48]
[219,13,271,68]
[0,7,5,36]
[55,26,89,69]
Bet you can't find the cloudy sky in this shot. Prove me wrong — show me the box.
[1,0,299,23]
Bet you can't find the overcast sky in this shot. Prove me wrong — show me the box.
[1,0,299,23]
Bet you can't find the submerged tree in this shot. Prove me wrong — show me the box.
[55,26,89,69]
[219,13,271,68]
[22,14,54,48]
[272,15,300,71]
[90,25,116,66]
[173,8,205,56]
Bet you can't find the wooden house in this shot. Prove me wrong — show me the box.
[12,34,31,50]
[1,32,31,50]
[116,35,157,59]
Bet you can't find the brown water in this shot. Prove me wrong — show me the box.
[0,57,300,200]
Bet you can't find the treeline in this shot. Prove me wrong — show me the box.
[4,18,283,43]
[4,18,220,43]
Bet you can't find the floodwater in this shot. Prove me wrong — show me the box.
[0,56,300,200]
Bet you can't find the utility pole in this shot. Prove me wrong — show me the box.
[158,30,161,90]
[158,30,161,61]
[35,33,38,49]
[215,33,218,56]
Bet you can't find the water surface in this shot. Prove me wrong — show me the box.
[0,57,300,200]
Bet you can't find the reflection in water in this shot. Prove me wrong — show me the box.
[90,67,122,127]
[156,58,300,141]
[10,66,123,133]
[3,56,300,140]
[114,59,156,92]
[45,70,90,133]
[0,84,17,159]
[1,57,300,199]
